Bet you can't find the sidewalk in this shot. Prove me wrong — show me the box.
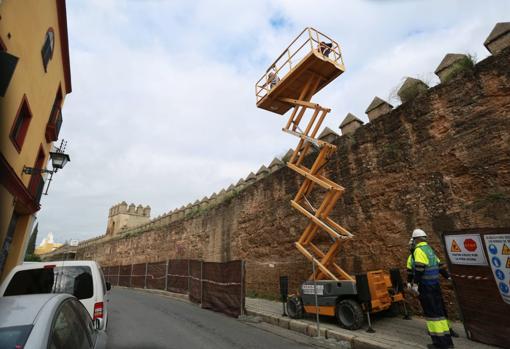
[245,297,499,349]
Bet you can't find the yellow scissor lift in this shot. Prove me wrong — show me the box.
[256,28,404,330]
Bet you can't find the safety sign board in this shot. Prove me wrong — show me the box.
[302,284,324,295]
[484,234,510,305]
[444,234,487,266]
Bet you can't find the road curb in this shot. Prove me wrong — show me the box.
[245,309,395,349]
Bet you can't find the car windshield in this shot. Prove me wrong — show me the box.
[3,266,93,300]
[0,325,33,349]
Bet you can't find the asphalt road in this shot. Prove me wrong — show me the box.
[106,287,324,349]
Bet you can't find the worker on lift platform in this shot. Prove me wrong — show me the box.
[409,228,455,349]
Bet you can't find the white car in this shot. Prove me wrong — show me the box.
[0,260,110,331]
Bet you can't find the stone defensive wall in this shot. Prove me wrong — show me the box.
[77,29,510,309]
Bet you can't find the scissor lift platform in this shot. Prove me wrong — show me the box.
[255,28,345,115]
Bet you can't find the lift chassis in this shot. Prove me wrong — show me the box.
[255,27,405,330]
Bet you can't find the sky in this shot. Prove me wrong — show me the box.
[35,0,509,244]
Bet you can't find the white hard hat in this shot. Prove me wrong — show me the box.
[412,228,427,238]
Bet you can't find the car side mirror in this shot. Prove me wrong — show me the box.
[106,282,111,291]
[94,318,104,330]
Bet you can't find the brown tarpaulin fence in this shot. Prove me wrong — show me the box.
[189,260,202,303]
[118,265,131,287]
[167,259,189,294]
[103,259,245,318]
[147,262,166,290]
[131,263,146,288]
[442,228,510,349]
[202,260,244,318]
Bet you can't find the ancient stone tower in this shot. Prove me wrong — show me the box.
[106,201,151,236]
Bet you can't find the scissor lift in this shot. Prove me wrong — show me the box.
[256,28,404,330]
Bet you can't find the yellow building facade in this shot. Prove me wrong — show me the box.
[0,0,71,280]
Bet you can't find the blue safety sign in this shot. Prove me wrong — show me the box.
[484,234,510,305]
[492,257,502,268]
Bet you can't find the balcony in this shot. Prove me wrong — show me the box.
[28,174,45,207]
[45,105,63,142]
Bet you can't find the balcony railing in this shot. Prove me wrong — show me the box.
[255,27,344,103]
[45,106,63,142]
[28,174,45,206]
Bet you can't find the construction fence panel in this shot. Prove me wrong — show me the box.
[105,266,115,285]
[118,265,132,287]
[442,228,510,349]
[167,259,189,294]
[109,266,120,286]
[102,259,245,318]
[147,261,167,290]
[131,263,146,288]
[202,260,245,318]
[189,260,202,304]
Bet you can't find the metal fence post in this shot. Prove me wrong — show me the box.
[129,264,133,288]
[144,262,148,289]
[165,259,169,291]
[200,260,204,307]
[117,265,120,286]
[312,260,320,338]
[187,259,191,294]
[240,260,245,316]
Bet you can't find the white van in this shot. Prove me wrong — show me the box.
[0,260,110,331]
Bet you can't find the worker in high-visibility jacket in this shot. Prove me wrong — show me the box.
[409,228,454,349]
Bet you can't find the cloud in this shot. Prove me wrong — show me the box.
[36,0,509,244]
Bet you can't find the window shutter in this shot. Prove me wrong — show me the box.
[0,51,18,96]
[41,36,52,71]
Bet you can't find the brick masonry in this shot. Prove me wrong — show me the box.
[77,48,510,317]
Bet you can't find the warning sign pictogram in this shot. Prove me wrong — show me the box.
[451,240,461,253]
[464,238,477,252]
[502,244,510,255]
[506,257,510,269]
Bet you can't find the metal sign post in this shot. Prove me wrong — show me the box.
[312,259,321,338]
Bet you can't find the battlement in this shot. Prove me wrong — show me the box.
[106,201,151,236]
[109,201,151,217]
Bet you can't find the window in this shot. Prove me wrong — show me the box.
[0,325,33,349]
[3,266,94,300]
[9,96,32,152]
[45,85,64,142]
[70,299,96,344]
[41,29,55,72]
[49,301,91,349]
[0,36,18,97]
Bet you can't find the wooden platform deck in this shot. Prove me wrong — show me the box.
[256,50,345,115]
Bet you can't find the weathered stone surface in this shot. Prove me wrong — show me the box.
[434,53,470,83]
[397,77,429,103]
[484,22,510,54]
[365,97,393,121]
[77,49,510,319]
[318,126,339,144]
[340,113,364,135]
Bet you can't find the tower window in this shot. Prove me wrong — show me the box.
[41,29,55,72]
[10,96,33,152]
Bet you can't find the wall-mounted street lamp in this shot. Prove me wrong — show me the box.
[22,139,70,195]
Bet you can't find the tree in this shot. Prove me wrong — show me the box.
[24,223,39,261]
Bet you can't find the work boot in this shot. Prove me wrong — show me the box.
[449,328,459,338]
